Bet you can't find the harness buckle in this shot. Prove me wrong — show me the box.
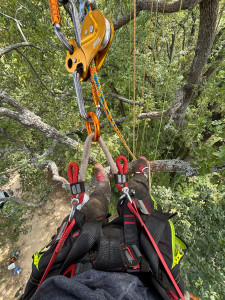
[121,243,142,269]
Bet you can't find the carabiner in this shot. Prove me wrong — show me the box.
[74,71,101,121]
[49,0,81,53]
[86,112,100,142]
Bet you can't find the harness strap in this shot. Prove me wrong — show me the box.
[37,218,75,289]
[60,219,103,274]
[127,201,185,300]
[123,202,139,246]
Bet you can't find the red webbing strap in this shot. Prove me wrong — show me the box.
[67,162,79,184]
[115,155,128,191]
[127,201,185,300]
[37,218,75,289]
[67,162,84,203]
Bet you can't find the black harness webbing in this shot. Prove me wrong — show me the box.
[60,219,103,274]
[123,202,139,246]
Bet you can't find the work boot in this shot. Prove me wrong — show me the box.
[128,156,160,212]
[134,156,149,179]
[81,163,111,219]
[128,156,149,192]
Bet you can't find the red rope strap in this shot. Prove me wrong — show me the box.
[37,218,75,289]
[115,155,128,191]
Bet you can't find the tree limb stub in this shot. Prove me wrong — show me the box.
[0,89,81,149]
[0,42,41,58]
[114,0,203,30]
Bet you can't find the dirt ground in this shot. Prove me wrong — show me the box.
[0,174,71,300]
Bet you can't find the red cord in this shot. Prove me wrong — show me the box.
[37,219,75,289]
[115,156,128,191]
[116,155,128,174]
[67,162,79,184]
[127,201,185,300]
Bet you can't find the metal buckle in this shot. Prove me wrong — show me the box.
[69,198,79,222]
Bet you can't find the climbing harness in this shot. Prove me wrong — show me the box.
[22,150,189,300]
[48,0,136,159]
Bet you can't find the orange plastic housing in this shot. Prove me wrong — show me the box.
[65,9,114,81]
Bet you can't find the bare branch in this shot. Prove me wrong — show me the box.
[109,93,144,107]
[173,0,219,126]
[0,141,58,176]
[0,11,28,42]
[0,89,81,149]
[0,42,41,58]
[114,0,203,30]
[0,147,28,155]
[34,160,69,187]
[125,159,225,177]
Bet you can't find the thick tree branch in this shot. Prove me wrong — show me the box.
[0,89,81,149]
[173,0,219,126]
[125,159,225,177]
[114,0,203,30]
[0,42,41,58]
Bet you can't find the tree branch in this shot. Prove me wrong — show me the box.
[0,89,81,149]
[109,93,144,107]
[172,0,219,126]
[125,159,225,177]
[16,49,54,95]
[114,0,203,30]
[0,42,41,58]
[0,11,28,42]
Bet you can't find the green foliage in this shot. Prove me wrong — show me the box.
[0,202,28,246]
[153,176,225,299]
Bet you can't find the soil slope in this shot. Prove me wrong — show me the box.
[0,174,71,300]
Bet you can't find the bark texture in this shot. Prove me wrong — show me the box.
[0,89,81,149]
[173,0,219,126]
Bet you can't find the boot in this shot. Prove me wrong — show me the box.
[81,163,111,219]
